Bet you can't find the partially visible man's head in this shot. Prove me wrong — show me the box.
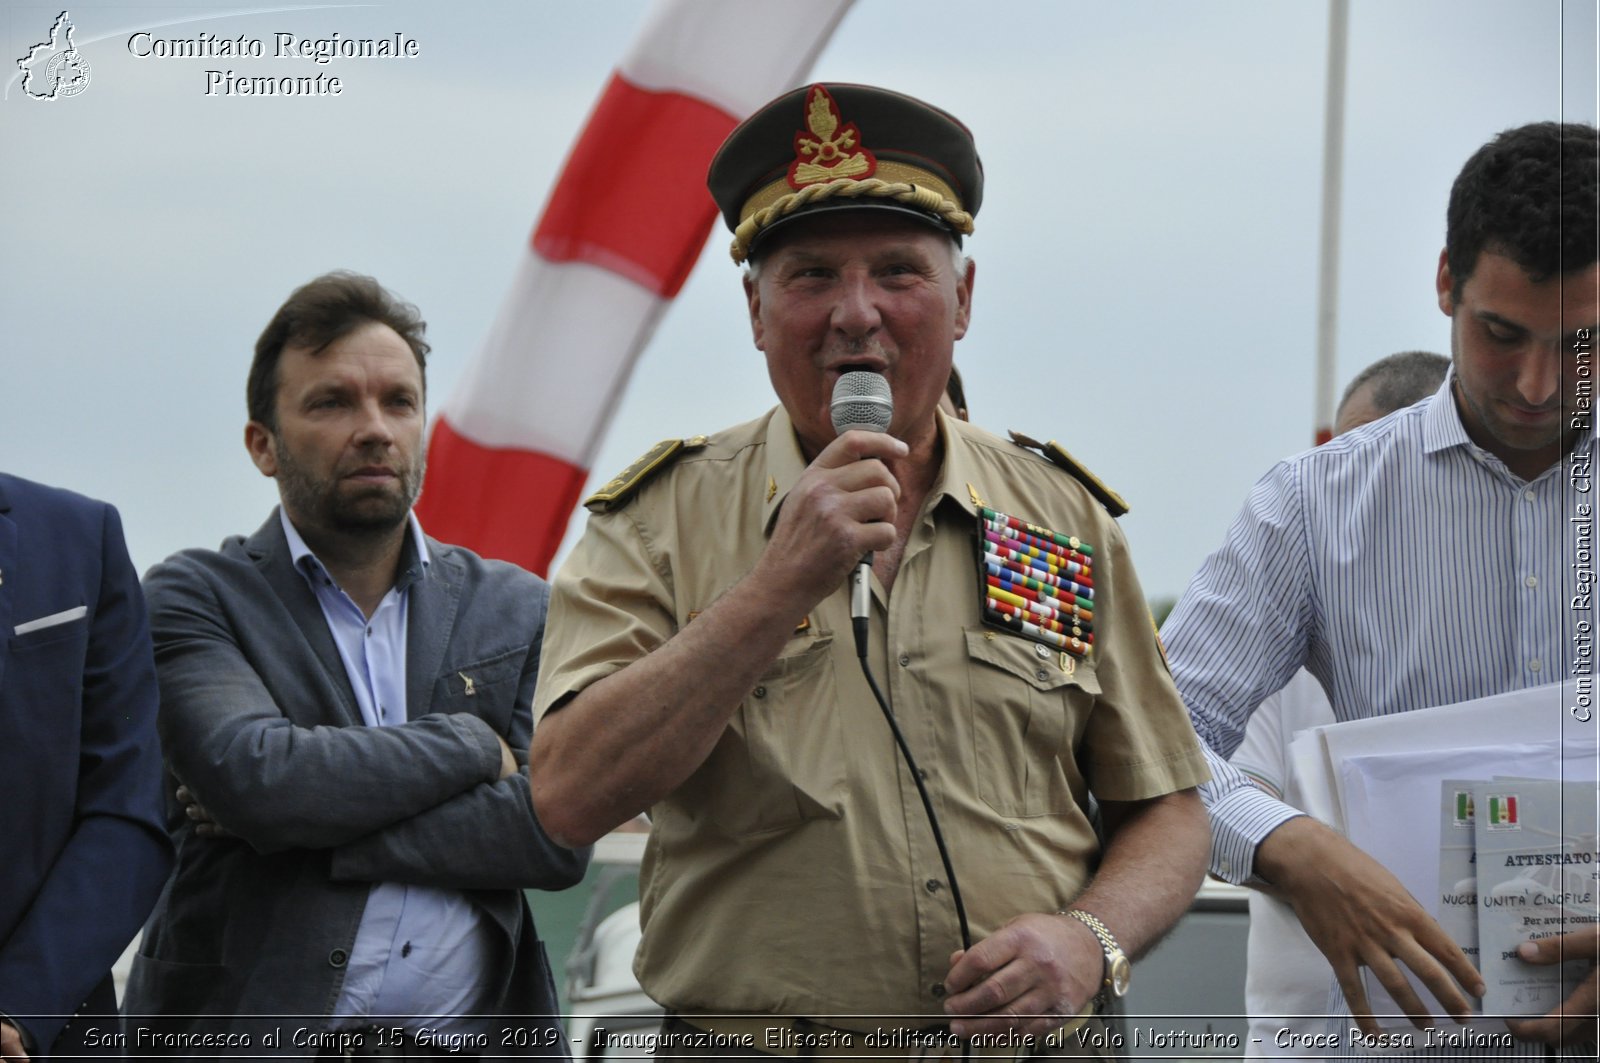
[1333,350,1449,436]
[245,272,430,538]
[1445,122,1598,296]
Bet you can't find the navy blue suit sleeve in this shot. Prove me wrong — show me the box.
[0,502,172,1051]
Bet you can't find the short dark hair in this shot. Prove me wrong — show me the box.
[1446,122,1598,295]
[1338,350,1449,419]
[248,271,430,428]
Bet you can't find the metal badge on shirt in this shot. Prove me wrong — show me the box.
[977,506,1095,659]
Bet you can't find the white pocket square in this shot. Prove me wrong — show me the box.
[15,605,88,636]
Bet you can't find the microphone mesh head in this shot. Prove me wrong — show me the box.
[830,371,894,434]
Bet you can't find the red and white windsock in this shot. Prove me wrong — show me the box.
[418,0,855,574]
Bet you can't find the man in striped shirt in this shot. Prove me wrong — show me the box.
[1228,350,1449,1059]
[1164,120,1599,1055]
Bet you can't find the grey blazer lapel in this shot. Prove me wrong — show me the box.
[243,511,363,727]
[405,538,462,721]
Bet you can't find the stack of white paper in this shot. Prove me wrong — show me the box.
[1281,681,1597,1030]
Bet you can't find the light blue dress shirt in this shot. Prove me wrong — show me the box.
[281,510,502,1037]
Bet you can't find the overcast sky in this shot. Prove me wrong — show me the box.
[3,0,1595,601]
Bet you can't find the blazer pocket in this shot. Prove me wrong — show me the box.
[436,647,526,728]
[12,604,88,638]
[126,954,232,1017]
[8,613,90,697]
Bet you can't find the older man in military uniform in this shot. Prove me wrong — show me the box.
[529,83,1210,1058]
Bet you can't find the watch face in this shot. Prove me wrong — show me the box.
[1110,955,1131,997]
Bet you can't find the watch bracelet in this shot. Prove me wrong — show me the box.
[1058,908,1123,992]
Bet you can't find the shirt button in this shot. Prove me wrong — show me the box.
[1219,859,1233,878]
[916,768,929,781]
[1036,669,1049,682]
[925,879,942,893]
[1529,659,1542,672]
[753,686,767,699]
[930,984,947,999]
[1525,575,1539,589]
[1525,490,1537,502]
[1035,644,1050,659]
[899,654,911,667]
[328,948,349,968]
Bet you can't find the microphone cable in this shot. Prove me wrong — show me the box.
[832,369,972,1056]
[852,608,974,1063]
[851,617,971,950]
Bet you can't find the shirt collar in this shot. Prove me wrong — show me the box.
[760,406,812,533]
[760,406,976,533]
[1421,368,1473,456]
[279,507,430,591]
[1421,365,1597,463]
[929,408,985,517]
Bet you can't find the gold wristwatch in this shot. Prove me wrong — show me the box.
[1062,909,1130,999]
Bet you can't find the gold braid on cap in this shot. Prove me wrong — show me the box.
[730,177,975,264]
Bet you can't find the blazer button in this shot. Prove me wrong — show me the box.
[328,948,349,968]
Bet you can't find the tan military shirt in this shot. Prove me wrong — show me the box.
[535,407,1209,1025]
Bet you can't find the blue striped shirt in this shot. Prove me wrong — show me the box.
[1163,374,1596,884]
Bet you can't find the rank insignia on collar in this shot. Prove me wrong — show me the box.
[977,506,1095,659]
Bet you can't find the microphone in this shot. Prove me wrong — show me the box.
[829,369,894,434]
[830,371,893,656]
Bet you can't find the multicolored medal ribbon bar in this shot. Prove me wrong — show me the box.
[977,507,1095,658]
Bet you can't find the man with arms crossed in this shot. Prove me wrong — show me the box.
[530,83,1211,1058]
[1164,122,1599,1054]
[125,272,587,1059]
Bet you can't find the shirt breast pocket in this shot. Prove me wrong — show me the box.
[964,628,1100,817]
[689,631,845,838]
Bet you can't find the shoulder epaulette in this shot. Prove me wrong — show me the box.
[1007,430,1129,518]
[584,435,710,512]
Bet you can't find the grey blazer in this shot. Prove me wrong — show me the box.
[124,511,588,1058]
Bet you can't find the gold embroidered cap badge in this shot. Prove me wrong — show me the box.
[788,85,877,188]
